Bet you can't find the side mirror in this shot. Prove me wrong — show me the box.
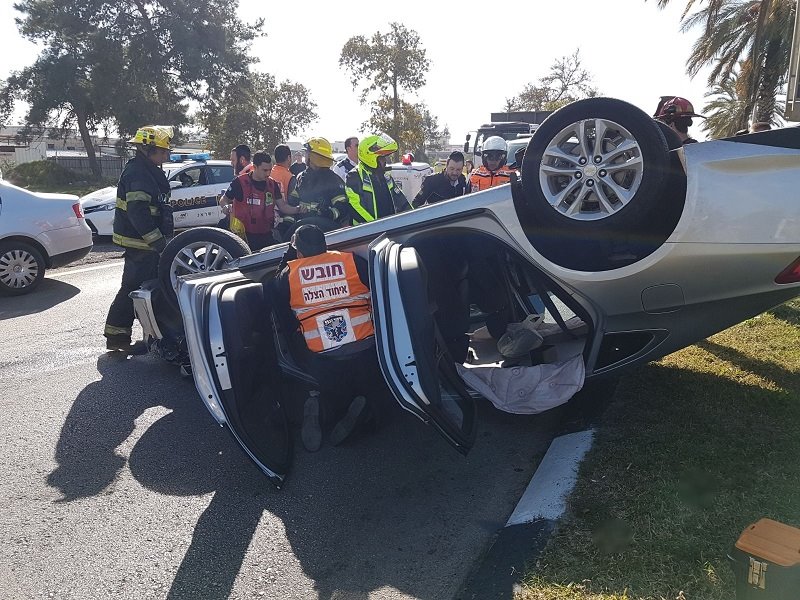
[463,142,469,153]
[169,180,182,190]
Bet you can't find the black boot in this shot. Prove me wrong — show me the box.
[105,335,147,355]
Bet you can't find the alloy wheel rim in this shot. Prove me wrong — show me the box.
[538,118,644,221]
[169,241,235,293]
[0,249,39,289]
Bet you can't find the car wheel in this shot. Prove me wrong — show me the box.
[0,241,46,296]
[654,119,684,151]
[521,98,671,270]
[158,227,251,308]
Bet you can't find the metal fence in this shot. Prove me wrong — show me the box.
[51,155,126,179]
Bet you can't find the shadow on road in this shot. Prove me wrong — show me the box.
[49,351,587,600]
[0,278,80,321]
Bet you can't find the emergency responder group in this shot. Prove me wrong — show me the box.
[105,94,710,441]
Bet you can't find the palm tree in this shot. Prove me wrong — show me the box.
[650,0,795,129]
[701,68,749,137]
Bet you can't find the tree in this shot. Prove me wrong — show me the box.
[2,0,261,177]
[339,22,430,153]
[701,62,785,137]
[506,49,599,111]
[701,67,749,137]
[199,75,318,157]
[650,0,795,130]
[363,96,447,161]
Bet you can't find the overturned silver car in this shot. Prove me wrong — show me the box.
[132,98,800,486]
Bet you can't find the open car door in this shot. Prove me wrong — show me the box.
[369,237,477,454]
[178,276,291,487]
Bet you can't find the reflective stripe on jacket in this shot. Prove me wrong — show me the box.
[345,164,411,225]
[112,152,169,250]
[233,173,277,235]
[288,251,374,353]
[468,165,516,192]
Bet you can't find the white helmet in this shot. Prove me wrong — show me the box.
[482,136,508,167]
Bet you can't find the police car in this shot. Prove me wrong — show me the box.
[80,153,234,235]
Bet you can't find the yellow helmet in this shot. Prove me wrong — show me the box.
[358,133,397,169]
[303,137,334,167]
[128,125,174,150]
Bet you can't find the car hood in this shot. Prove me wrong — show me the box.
[79,186,116,207]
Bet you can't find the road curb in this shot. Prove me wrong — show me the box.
[456,429,595,600]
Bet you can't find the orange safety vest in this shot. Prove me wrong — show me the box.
[468,165,515,192]
[288,251,374,353]
[270,163,294,199]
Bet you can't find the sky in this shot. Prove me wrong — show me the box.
[0,0,717,144]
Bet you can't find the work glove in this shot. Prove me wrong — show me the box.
[151,237,167,254]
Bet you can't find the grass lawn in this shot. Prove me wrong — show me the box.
[517,299,800,600]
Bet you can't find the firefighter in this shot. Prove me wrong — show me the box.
[104,125,174,352]
[279,137,349,238]
[468,136,516,192]
[272,225,383,451]
[345,133,411,225]
[653,96,704,144]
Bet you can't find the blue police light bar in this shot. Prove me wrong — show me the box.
[169,151,212,162]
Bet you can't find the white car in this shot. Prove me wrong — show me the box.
[0,180,93,295]
[81,156,235,236]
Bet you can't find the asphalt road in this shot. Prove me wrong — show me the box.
[0,258,577,600]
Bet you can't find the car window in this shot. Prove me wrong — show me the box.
[207,165,235,184]
[506,140,529,161]
[170,166,205,188]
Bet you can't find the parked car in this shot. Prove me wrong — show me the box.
[80,156,235,236]
[0,180,93,295]
[131,98,800,486]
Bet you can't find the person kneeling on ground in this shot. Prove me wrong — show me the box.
[272,224,385,452]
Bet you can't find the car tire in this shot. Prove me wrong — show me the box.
[158,227,251,308]
[654,119,684,151]
[0,241,46,296]
[521,98,671,270]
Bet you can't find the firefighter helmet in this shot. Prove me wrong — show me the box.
[655,97,704,120]
[128,126,173,150]
[303,137,334,168]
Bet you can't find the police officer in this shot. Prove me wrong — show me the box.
[468,136,516,192]
[345,133,411,225]
[332,136,358,181]
[104,125,174,352]
[272,225,384,451]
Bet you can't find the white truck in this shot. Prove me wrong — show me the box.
[463,110,552,167]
